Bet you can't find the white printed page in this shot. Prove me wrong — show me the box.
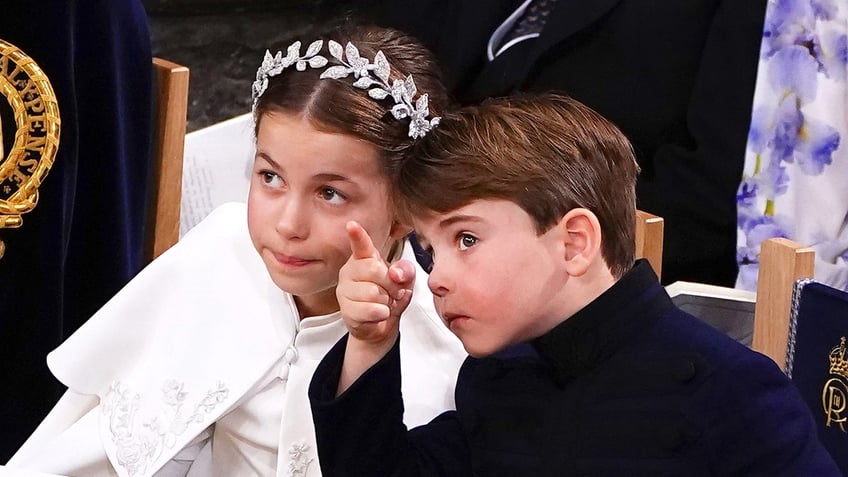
[180,113,255,237]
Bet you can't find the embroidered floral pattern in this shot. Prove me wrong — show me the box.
[288,442,314,477]
[102,380,229,476]
[737,0,847,290]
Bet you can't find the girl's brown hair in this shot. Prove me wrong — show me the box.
[397,93,640,278]
[253,23,449,181]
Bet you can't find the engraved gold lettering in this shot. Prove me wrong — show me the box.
[822,378,848,432]
[0,56,22,82]
[24,95,44,113]
[18,78,38,99]
[28,115,46,133]
[17,156,39,175]
[25,135,45,153]
[10,168,28,185]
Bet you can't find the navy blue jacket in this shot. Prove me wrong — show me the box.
[310,261,839,476]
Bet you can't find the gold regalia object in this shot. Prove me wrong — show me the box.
[0,39,60,260]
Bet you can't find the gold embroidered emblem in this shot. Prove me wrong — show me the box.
[0,39,61,259]
[823,336,848,432]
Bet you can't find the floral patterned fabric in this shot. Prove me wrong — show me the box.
[737,0,848,291]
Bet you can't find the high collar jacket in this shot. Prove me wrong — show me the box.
[310,261,840,476]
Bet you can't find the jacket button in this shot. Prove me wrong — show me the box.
[672,359,696,382]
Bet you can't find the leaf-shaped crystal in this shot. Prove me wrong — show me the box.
[353,77,377,89]
[320,65,350,79]
[374,51,391,83]
[285,41,301,60]
[308,56,328,68]
[345,42,361,64]
[304,40,323,57]
[368,88,389,100]
[261,50,274,68]
[328,40,344,60]
[404,75,417,102]
[296,60,307,71]
[415,93,429,115]
[390,79,406,103]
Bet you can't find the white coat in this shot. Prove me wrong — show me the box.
[7,203,466,477]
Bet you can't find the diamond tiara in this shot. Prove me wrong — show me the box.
[252,39,441,139]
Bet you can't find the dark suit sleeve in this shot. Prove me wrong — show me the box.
[707,353,840,475]
[309,334,471,477]
[636,0,766,285]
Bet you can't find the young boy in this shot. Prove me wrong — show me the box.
[308,94,840,475]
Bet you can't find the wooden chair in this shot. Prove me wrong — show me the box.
[751,237,815,370]
[635,210,664,280]
[144,57,189,263]
[665,237,814,353]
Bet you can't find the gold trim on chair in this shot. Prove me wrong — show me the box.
[0,39,61,258]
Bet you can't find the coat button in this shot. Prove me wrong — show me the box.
[284,346,298,364]
[672,359,697,382]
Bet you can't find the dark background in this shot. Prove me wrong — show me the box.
[146,0,347,132]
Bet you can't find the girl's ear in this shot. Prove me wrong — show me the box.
[389,220,413,241]
[560,208,603,277]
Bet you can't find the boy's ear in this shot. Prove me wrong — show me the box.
[560,208,603,277]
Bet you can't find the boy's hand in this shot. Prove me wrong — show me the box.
[336,221,416,394]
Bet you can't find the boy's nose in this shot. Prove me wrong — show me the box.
[427,262,450,297]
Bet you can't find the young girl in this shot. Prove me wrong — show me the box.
[7,24,465,477]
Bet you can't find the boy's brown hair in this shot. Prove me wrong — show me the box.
[397,93,639,278]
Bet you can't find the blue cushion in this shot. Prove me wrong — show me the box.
[786,280,848,474]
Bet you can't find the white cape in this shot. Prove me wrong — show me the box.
[8,202,466,477]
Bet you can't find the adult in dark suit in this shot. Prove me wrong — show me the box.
[0,0,152,460]
[342,0,767,287]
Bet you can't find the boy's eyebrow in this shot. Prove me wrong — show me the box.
[439,214,483,229]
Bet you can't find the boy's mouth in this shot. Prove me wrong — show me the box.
[442,312,469,329]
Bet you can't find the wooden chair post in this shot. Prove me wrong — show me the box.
[752,237,815,369]
[145,57,189,263]
[635,210,664,280]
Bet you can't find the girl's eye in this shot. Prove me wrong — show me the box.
[261,171,284,188]
[458,233,478,251]
[319,187,346,205]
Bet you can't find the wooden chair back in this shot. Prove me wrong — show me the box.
[635,210,664,280]
[752,237,815,370]
[144,57,189,263]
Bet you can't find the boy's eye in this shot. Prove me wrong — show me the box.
[319,187,346,204]
[458,233,478,251]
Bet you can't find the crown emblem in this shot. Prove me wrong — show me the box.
[829,336,848,378]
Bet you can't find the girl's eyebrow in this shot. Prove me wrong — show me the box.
[313,173,353,183]
[255,155,354,184]
[255,151,281,170]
